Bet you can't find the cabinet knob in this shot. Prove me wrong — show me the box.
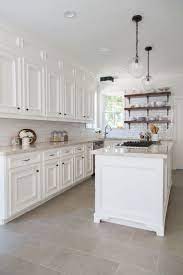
[62,162,65,165]
[59,112,62,115]
[36,170,39,173]
[56,164,59,167]
[64,113,67,116]
[26,108,29,111]
[83,115,86,118]
[82,156,85,159]
[17,107,20,110]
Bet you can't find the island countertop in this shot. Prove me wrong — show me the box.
[92,141,174,159]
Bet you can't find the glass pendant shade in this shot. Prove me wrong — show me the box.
[129,57,144,78]
[142,76,153,91]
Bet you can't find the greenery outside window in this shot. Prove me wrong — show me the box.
[102,95,124,129]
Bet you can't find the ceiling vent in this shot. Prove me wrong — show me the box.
[100,76,114,82]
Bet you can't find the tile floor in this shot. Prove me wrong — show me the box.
[0,171,183,274]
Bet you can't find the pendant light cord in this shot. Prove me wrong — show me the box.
[147,50,150,80]
[136,21,139,62]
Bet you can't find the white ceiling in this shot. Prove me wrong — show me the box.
[0,0,182,77]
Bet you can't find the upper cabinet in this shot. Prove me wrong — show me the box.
[62,62,75,120]
[46,60,63,119]
[75,69,96,122]
[0,30,96,123]
[22,55,45,117]
[0,47,21,114]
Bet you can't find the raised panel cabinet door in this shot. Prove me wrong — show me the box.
[61,156,74,189]
[22,57,45,116]
[85,151,93,177]
[74,154,85,182]
[85,74,96,121]
[46,70,60,118]
[63,63,75,120]
[9,165,41,216]
[0,48,21,114]
[44,159,60,198]
[75,69,85,120]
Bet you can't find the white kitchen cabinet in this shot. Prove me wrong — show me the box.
[84,74,95,121]
[63,62,75,120]
[46,60,64,119]
[61,156,74,189]
[74,154,85,182]
[0,48,21,114]
[9,164,41,216]
[22,56,45,117]
[44,159,60,198]
[85,144,93,177]
[75,68,85,121]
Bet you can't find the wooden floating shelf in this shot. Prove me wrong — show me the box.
[124,120,171,129]
[124,91,171,98]
[125,106,171,111]
[125,120,171,124]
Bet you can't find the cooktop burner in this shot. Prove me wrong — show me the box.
[116,141,153,148]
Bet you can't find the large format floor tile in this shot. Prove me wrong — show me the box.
[0,171,183,274]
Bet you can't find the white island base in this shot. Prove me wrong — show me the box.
[93,146,173,237]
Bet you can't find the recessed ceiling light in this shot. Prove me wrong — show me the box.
[98,48,111,54]
[64,11,77,19]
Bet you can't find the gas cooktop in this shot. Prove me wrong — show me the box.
[116,141,153,148]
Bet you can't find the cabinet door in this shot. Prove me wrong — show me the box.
[61,156,74,189]
[0,48,21,114]
[85,74,96,121]
[74,154,85,182]
[22,57,45,116]
[85,150,93,177]
[75,69,85,120]
[44,159,60,198]
[46,70,60,118]
[63,63,75,120]
[9,165,41,215]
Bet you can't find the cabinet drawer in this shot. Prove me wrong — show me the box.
[85,143,93,151]
[60,147,74,156]
[43,149,60,161]
[8,152,41,169]
[74,145,85,154]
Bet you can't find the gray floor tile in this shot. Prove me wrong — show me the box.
[43,247,119,275]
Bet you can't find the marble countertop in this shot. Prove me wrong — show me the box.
[92,141,174,159]
[0,138,104,156]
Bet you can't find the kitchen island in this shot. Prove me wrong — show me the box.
[92,142,173,236]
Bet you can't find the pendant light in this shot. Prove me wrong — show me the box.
[142,46,153,91]
[129,15,144,78]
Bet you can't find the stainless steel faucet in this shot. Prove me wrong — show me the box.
[104,124,112,138]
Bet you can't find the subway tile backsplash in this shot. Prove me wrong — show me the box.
[0,118,95,146]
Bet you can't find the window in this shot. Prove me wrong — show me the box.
[102,95,124,128]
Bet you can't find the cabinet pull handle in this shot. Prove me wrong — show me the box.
[36,170,39,173]
[56,164,59,167]
[49,154,55,157]
[23,158,30,162]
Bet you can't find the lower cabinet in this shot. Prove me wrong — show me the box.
[85,150,93,177]
[9,164,41,216]
[74,154,85,182]
[61,156,74,189]
[44,158,60,199]
[3,142,94,223]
